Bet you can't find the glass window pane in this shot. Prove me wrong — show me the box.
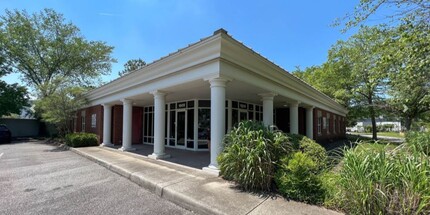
[198,100,210,108]
[232,109,238,127]
[170,103,176,110]
[188,100,194,108]
[187,109,194,140]
[232,101,238,108]
[170,111,175,138]
[249,111,254,120]
[198,109,210,140]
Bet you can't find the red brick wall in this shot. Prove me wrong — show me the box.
[112,105,123,145]
[75,105,103,144]
[111,105,143,145]
[313,108,346,143]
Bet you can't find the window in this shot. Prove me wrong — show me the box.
[81,111,86,132]
[317,111,322,135]
[144,106,154,144]
[326,113,331,134]
[91,114,97,128]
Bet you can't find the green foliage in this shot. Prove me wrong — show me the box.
[275,152,325,204]
[337,0,430,30]
[287,134,328,171]
[65,132,99,147]
[405,131,430,156]
[0,8,116,97]
[36,86,87,136]
[0,81,29,117]
[118,58,146,76]
[217,121,292,191]
[382,22,430,130]
[333,140,430,214]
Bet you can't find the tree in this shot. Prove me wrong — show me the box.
[0,81,29,117]
[338,0,430,30]
[35,86,87,136]
[118,58,146,76]
[296,27,389,139]
[0,9,116,98]
[382,22,430,130]
[0,51,29,117]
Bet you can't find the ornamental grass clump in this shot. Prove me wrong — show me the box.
[336,141,430,214]
[217,121,292,191]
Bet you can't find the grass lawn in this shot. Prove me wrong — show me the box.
[351,132,405,138]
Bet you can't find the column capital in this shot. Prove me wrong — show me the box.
[289,101,301,107]
[305,105,315,110]
[120,98,133,105]
[102,103,113,108]
[206,77,230,88]
[259,92,278,100]
[150,90,168,97]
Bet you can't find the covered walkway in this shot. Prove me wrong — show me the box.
[107,144,210,169]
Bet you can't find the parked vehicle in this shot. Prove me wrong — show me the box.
[0,124,12,143]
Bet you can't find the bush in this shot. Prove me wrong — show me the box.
[288,134,328,171]
[335,143,430,214]
[217,121,292,191]
[65,133,99,147]
[275,152,325,204]
[405,131,430,156]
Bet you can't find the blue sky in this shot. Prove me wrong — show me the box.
[1,0,385,85]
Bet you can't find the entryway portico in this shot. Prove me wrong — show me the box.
[82,29,348,172]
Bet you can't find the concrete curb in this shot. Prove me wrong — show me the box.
[70,147,221,215]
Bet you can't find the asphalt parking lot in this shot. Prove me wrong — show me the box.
[0,141,193,215]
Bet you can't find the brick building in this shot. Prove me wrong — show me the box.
[74,29,347,171]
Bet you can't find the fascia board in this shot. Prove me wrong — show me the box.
[86,35,222,101]
[220,35,347,115]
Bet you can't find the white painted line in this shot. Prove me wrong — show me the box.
[0,153,3,159]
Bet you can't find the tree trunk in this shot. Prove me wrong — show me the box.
[404,117,412,131]
[368,96,377,140]
[370,114,377,140]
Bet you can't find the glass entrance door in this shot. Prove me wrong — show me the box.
[239,110,248,122]
[176,111,186,148]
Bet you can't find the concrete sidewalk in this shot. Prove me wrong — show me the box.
[70,146,342,215]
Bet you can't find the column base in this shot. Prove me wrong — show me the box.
[118,147,136,152]
[148,153,171,160]
[101,142,114,147]
[202,165,220,176]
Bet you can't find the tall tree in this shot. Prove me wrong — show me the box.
[329,26,389,140]
[382,22,430,130]
[338,0,430,30]
[35,86,87,136]
[296,26,389,139]
[0,50,29,117]
[0,9,116,97]
[118,58,146,76]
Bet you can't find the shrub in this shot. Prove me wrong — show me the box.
[217,121,292,191]
[287,134,328,171]
[405,131,430,156]
[335,143,430,214]
[275,152,325,204]
[65,133,99,147]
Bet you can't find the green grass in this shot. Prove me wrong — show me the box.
[351,132,404,138]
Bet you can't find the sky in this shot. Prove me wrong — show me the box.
[0,0,385,85]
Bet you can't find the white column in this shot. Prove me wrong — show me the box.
[306,106,314,139]
[149,91,170,159]
[205,77,228,171]
[119,99,135,151]
[101,104,113,146]
[259,93,277,126]
[289,101,299,134]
